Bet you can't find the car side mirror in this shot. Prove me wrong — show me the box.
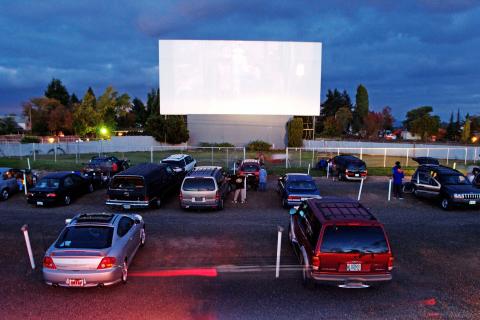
[289,208,296,215]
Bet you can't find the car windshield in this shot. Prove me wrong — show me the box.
[162,159,184,167]
[183,178,215,191]
[241,164,259,172]
[36,178,60,189]
[288,180,317,190]
[439,174,470,185]
[55,226,113,249]
[110,176,144,189]
[320,226,389,253]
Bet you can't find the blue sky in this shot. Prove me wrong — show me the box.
[1,0,479,121]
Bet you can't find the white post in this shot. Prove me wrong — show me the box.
[307,163,310,175]
[360,148,363,160]
[311,149,315,167]
[285,148,288,169]
[75,141,79,164]
[23,172,28,195]
[357,178,364,201]
[211,148,214,166]
[465,147,468,165]
[326,163,330,179]
[299,148,302,168]
[27,157,31,170]
[276,226,284,279]
[406,148,409,167]
[54,144,57,162]
[244,174,247,201]
[427,148,430,158]
[233,162,236,174]
[388,179,392,201]
[21,225,35,270]
[337,148,340,156]
[243,147,246,160]
[383,148,387,168]
[453,162,457,170]
[33,143,36,161]
[150,146,153,163]
[446,148,450,165]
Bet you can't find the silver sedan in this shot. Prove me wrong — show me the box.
[42,212,145,287]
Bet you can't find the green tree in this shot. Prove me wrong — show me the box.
[462,116,471,143]
[446,112,455,141]
[73,89,99,137]
[287,117,303,147]
[96,86,118,131]
[145,113,165,142]
[0,117,22,134]
[45,78,70,106]
[403,106,434,131]
[322,116,341,137]
[165,115,189,144]
[381,107,394,130]
[321,89,352,117]
[352,84,369,132]
[410,114,440,141]
[335,107,352,133]
[455,109,461,141]
[131,97,147,127]
[22,97,60,135]
[146,88,160,116]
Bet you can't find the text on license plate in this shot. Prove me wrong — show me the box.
[67,279,85,287]
[193,197,204,202]
[36,201,44,206]
[123,204,131,209]
[346,263,362,272]
[355,174,359,177]
[469,200,476,205]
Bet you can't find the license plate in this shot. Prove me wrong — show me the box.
[469,200,476,205]
[355,174,359,177]
[67,279,85,287]
[36,201,43,206]
[123,204,131,209]
[347,263,361,271]
[194,197,204,202]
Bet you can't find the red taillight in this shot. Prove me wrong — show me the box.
[288,195,301,200]
[312,255,321,271]
[97,257,116,269]
[46,193,57,198]
[215,191,220,201]
[43,256,56,269]
[388,256,394,271]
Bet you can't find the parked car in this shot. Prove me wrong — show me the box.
[288,197,394,288]
[27,172,94,206]
[277,173,321,208]
[0,167,37,200]
[332,155,367,181]
[238,159,261,190]
[106,163,182,209]
[42,212,145,287]
[407,157,480,210]
[161,154,196,173]
[82,156,130,188]
[180,166,231,210]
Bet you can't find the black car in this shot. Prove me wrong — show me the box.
[408,158,480,210]
[332,155,367,181]
[106,163,182,209]
[82,156,129,187]
[27,172,94,206]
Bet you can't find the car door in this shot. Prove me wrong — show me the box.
[6,169,19,192]
[71,174,88,195]
[62,175,76,198]
[295,204,319,263]
[414,169,440,198]
[117,216,137,260]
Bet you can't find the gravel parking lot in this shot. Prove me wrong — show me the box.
[1,175,479,319]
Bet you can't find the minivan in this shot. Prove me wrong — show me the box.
[179,166,231,210]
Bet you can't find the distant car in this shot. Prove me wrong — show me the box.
[82,156,129,187]
[332,155,367,181]
[277,173,321,208]
[408,157,480,210]
[161,154,196,173]
[42,212,145,287]
[0,167,37,200]
[179,166,231,210]
[238,159,261,190]
[106,163,182,209]
[27,172,93,206]
[288,197,394,288]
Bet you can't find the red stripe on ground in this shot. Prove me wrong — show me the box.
[129,268,218,278]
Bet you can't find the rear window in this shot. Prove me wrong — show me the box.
[347,163,366,171]
[110,176,144,189]
[288,180,317,190]
[320,226,388,254]
[182,178,215,191]
[55,226,113,249]
[241,164,259,172]
[36,178,60,189]
[162,159,184,167]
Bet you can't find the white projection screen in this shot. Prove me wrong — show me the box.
[159,40,322,115]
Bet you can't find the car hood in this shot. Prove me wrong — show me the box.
[443,184,480,194]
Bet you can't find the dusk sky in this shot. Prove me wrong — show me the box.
[1,0,479,121]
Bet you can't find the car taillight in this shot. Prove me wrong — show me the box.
[312,255,321,271]
[388,256,394,271]
[46,193,57,198]
[179,193,183,201]
[43,256,56,269]
[215,191,220,201]
[288,195,301,200]
[97,257,116,269]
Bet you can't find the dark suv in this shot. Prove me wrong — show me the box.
[332,155,367,181]
[288,197,394,288]
[408,158,480,210]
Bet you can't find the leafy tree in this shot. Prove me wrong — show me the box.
[403,106,434,131]
[446,112,456,141]
[287,118,303,147]
[22,97,61,135]
[410,114,440,141]
[381,107,394,130]
[44,78,70,106]
[335,107,352,133]
[146,88,160,116]
[165,115,189,144]
[96,86,118,130]
[352,84,369,132]
[455,109,461,141]
[321,89,352,117]
[364,111,383,138]
[131,97,148,127]
[73,89,99,137]
[69,93,80,106]
[0,117,22,134]
[48,105,73,135]
[322,116,341,137]
[462,116,471,143]
[145,113,165,142]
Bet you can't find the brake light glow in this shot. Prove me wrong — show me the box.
[43,256,56,269]
[46,193,57,198]
[312,255,321,271]
[388,256,394,271]
[288,195,301,200]
[215,191,220,201]
[97,257,116,269]
[179,193,183,201]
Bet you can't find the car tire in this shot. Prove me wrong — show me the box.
[121,260,128,284]
[1,189,9,201]
[441,197,450,210]
[88,183,94,193]
[217,199,224,210]
[64,195,71,206]
[140,227,146,247]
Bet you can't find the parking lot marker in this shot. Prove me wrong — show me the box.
[357,178,364,201]
[21,224,35,270]
[276,226,284,279]
[388,179,392,201]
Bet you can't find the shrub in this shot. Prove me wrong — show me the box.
[199,142,235,148]
[246,140,272,151]
[20,136,41,144]
[287,118,304,147]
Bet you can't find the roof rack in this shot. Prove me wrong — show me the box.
[313,201,376,221]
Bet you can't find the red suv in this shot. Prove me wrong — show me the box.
[288,197,394,288]
[238,159,260,190]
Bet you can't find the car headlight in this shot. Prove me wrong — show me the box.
[453,193,463,199]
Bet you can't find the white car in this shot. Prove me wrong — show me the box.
[161,154,196,173]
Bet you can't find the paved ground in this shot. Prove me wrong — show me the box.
[1,176,479,319]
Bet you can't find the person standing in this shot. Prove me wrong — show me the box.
[233,173,246,203]
[392,161,405,199]
[259,166,267,191]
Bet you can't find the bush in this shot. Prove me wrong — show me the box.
[287,118,304,147]
[20,136,41,144]
[199,142,235,148]
[246,140,272,151]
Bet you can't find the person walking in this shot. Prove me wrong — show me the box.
[392,161,405,199]
[233,173,246,203]
[259,166,267,191]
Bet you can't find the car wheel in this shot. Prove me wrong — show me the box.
[64,195,71,206]
[121,260,128,284]
[88,183,94,193]
[140,227,146,247]
[217,199,224,210]
[441,198,450,210]
[1,189,9,201]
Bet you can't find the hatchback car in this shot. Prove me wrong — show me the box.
[180,166,231,210]
[332,155,367,181]
[42,212,145,287]
[27,172,93,206]
[277,173,321,208]
[289,197,394,288]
